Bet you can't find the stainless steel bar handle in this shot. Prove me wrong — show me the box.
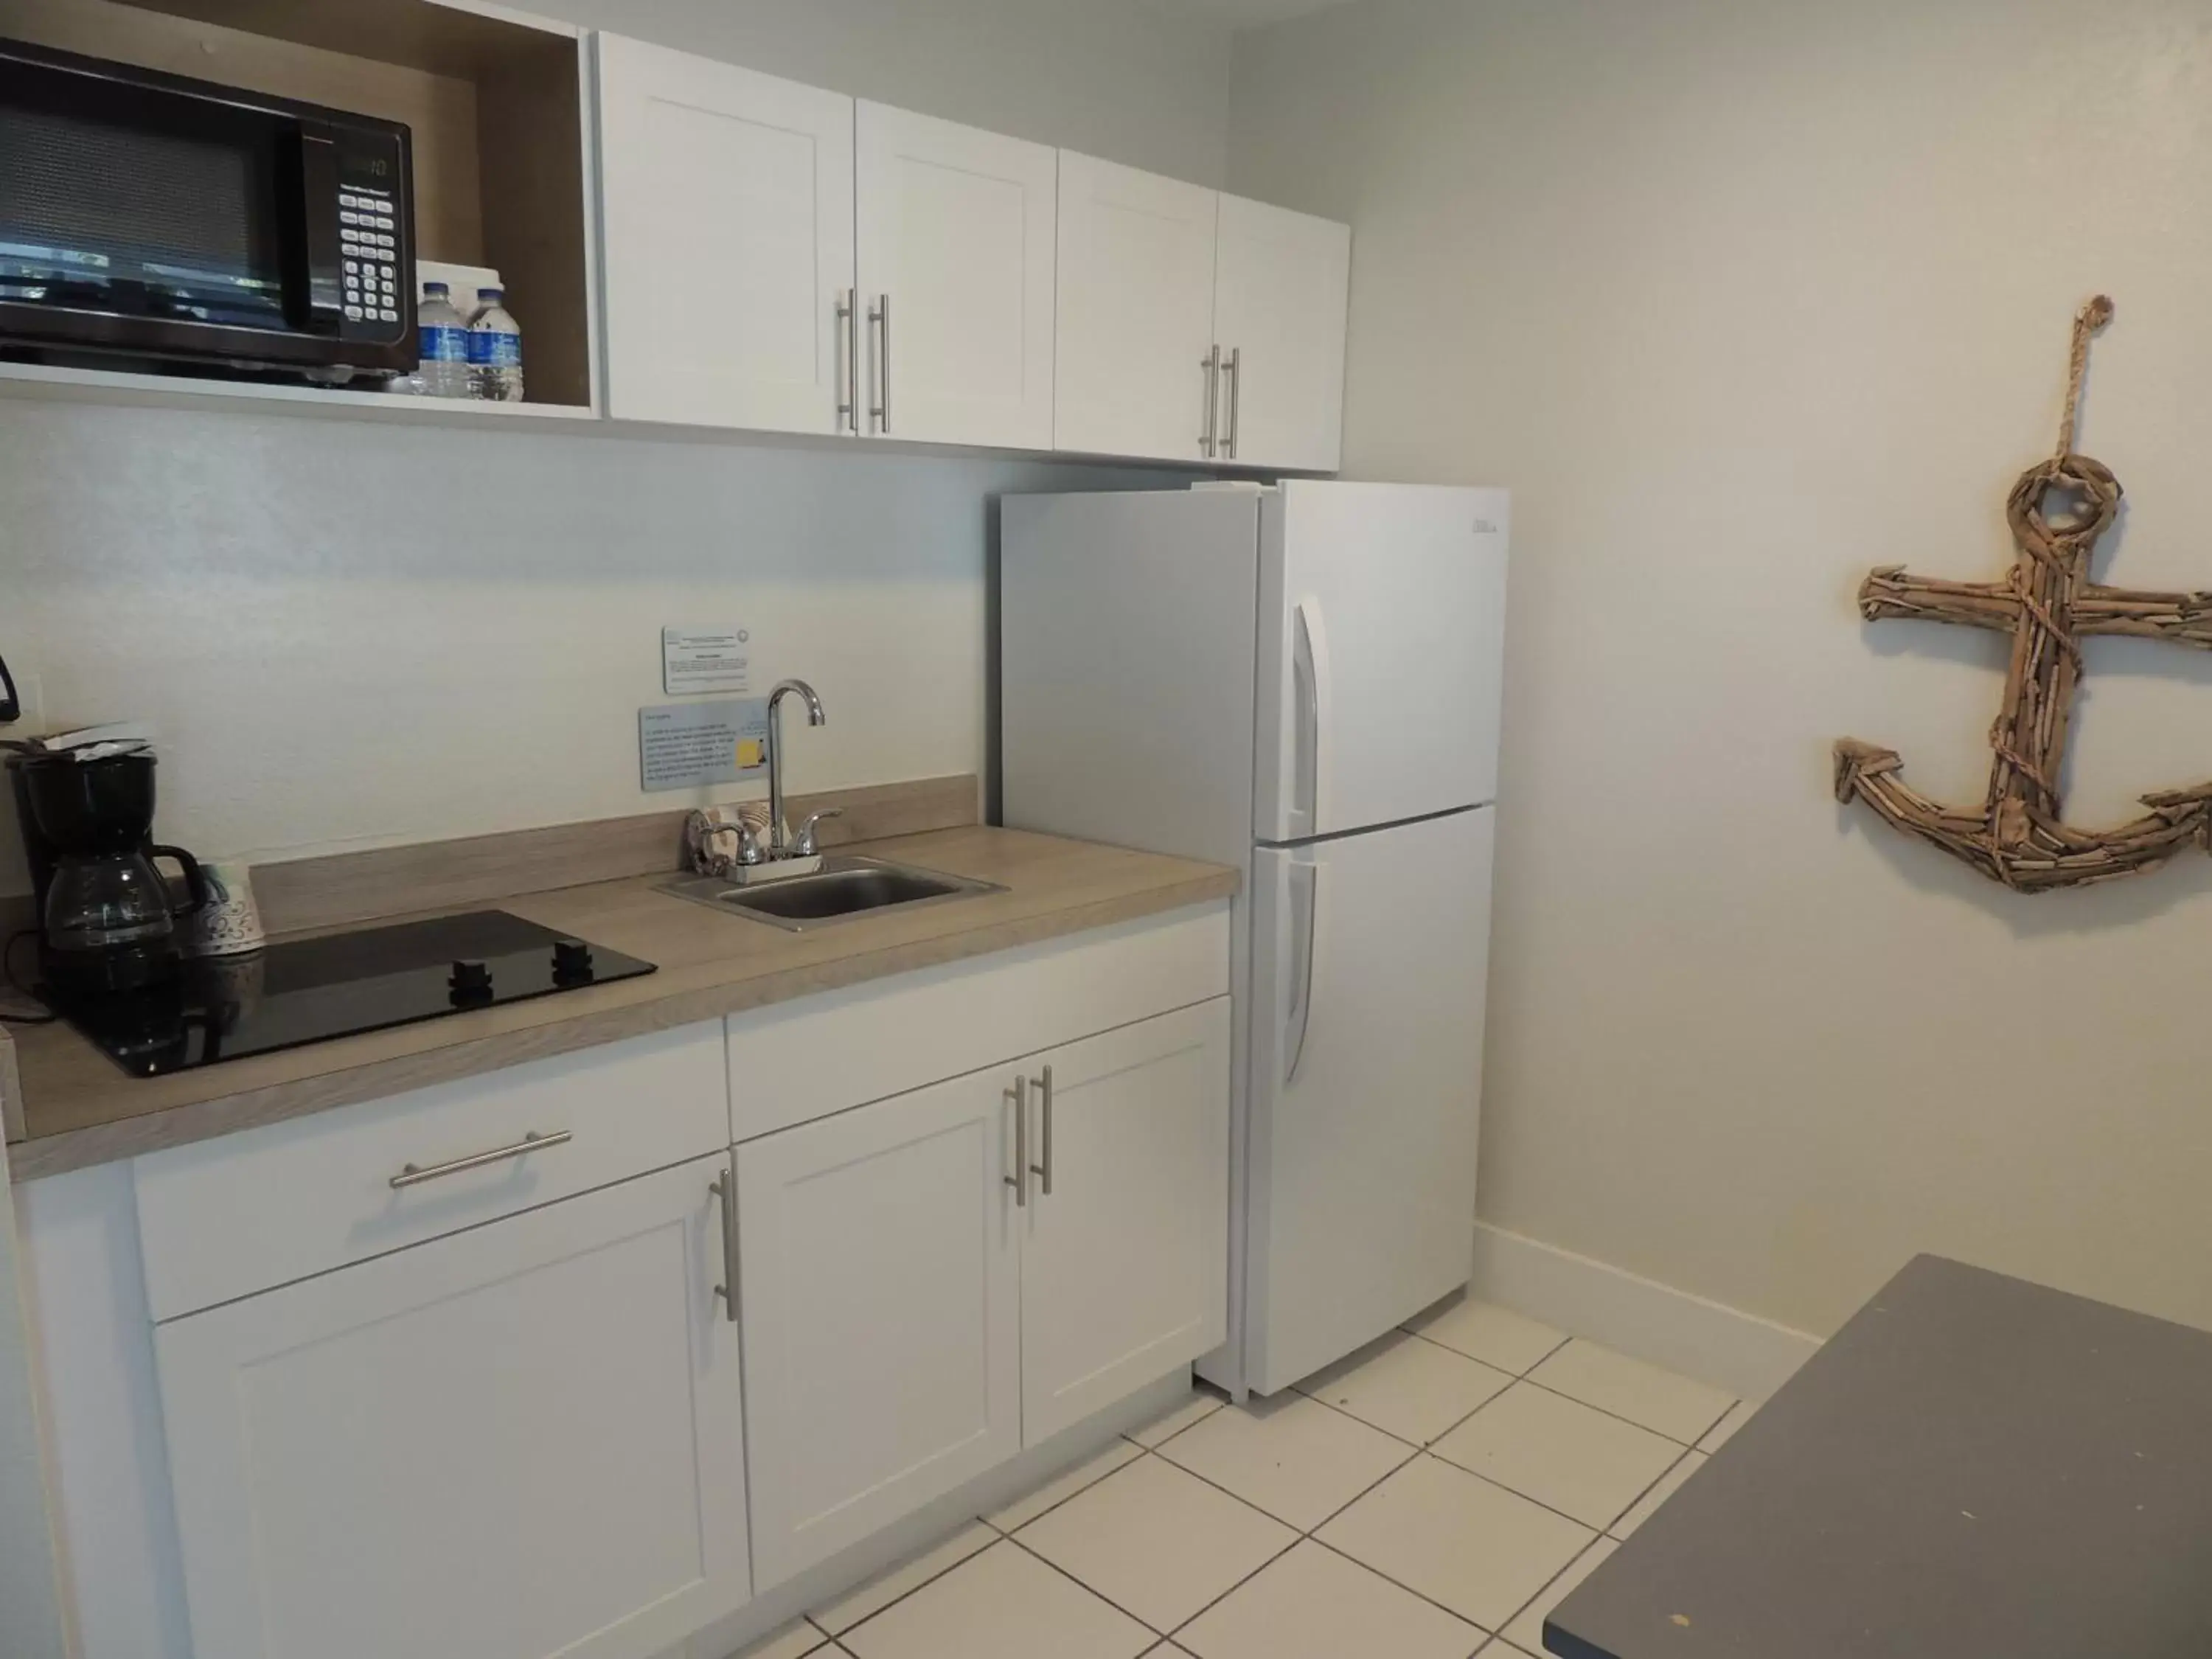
[1004,1076,1029,1206]
[1029,1064,1054,1197]
[835,288,858,433]
[1287,863,1320,1085]
[1293,601,1320,829]
[390,1129,570,1189]
[867,295,890,433]
[1200,344,1221,458]
[709,1164,740,1323]
[1223,346,1243,460]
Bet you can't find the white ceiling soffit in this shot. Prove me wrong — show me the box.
[1138,0,1355,32]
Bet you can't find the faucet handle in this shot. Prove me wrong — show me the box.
[790,807,845,858]
[734,818,767,866]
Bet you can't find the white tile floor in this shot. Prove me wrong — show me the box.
[737,1302,1748,1659]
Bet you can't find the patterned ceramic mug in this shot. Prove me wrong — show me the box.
[180,860,266,958]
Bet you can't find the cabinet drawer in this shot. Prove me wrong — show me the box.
[726,902,1230,1141]
[134,1023,729,1322]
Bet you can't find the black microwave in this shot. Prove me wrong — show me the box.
[0,37,416,378]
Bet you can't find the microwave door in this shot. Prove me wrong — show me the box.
[284,122,346,335]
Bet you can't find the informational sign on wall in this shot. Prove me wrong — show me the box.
[639,698,768,792]
[662,627,752,696]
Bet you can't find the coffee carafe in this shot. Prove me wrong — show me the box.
[9,748,209,996]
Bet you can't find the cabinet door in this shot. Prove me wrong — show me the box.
[1213,195,1351,472]
[855,101,1057,450]
[1053,152,1219,462]
[598,35,856,434]
[154,1155,750,1659]
[737,1067,1022,1587]
[1020,998,1231,1444]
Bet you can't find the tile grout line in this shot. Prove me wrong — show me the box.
[1395,1321,1573,1379]
[1478,1528,1619,1658]
[804,1521,1004,1644]
[1309,1362,1705,1537]
[1508,1371,1733,1451]
[1003,1434,1301,1642]
[1004,1525,1184,1639]
[1157,1428,1472,1645]
[1289,1325,1576,1455]
[1402,1324,1736,1449]
[983,1436,1148,1537]
[1300,1527,1504,1641]
[1601,1441,1700,1542]
[1150,1422,1420,1543]
[1274,1380,1425,1451]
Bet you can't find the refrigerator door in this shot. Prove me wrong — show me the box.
[1256,481,1509,844]
[1245,805,1495,1394]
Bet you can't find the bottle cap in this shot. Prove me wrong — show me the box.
[423,281,450,296]
[479,287,504,302]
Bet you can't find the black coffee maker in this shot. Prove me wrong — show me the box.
[8,748,209,996]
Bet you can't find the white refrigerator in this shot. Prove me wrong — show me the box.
[1001,479,1508,1396]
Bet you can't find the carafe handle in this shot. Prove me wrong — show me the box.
[148,845,212,919]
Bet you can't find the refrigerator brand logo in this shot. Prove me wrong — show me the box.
[1472,519,1500,535]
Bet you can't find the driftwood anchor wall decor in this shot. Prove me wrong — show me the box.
[1834,296,2212,892]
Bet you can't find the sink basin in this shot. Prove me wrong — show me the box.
[659,856,1004,932]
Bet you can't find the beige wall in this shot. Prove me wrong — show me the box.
[1228,0,2212,1337]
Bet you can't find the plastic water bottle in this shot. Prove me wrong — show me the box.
[467,288,524,403]
[416,282,471,399]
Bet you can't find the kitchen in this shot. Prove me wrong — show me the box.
[7,1,2212,1658]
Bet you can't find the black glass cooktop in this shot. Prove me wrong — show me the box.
[45,911,658,1078]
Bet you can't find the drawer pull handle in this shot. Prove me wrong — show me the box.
[1005,1075,1029,1207]
[390,1130,571,1189]
[1030,1064,1054,1197]
[710,1164,740,1323]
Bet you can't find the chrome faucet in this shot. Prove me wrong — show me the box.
[765,678,830,858]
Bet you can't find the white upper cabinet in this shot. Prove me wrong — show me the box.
[1053,152,1220,463]
[1212,194,1351,472]
[590,35,1346,462]
[154,1155,751,1659]
[855,101,1057,450]
[597,35,857,434]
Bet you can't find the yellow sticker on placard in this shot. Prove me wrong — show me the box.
[737,739,765,769]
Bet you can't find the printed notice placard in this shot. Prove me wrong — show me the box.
[639,698,768,792]
[662,627,751,696]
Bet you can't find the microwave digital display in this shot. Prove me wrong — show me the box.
[0,37,415,378]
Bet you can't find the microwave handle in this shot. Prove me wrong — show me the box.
[289,123,346,334]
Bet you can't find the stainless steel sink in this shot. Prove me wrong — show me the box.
[659,856,1004,933]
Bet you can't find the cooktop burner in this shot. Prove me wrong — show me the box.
[44,911,657,1078]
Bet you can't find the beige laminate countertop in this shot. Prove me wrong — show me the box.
[4,827,1238,1182]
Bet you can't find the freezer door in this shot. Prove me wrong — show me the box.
[1256,481,1509,843]
[1245,807,1495,1394]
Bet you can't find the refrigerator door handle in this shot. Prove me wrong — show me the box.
[1286,860,1323,1085]
[1293,598,1333,836]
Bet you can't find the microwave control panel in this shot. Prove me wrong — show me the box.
[337,186,400,329]
[330,127,408,347]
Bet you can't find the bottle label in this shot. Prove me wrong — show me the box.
[420,324,467,364]
[468,330,523,368]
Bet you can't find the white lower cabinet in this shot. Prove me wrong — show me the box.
[25,917,1234,1659]
[153,1153,752,1659]
[1019,998,1231,1441]
[738,995,1232,1586]
[734,1064,1023,1589]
